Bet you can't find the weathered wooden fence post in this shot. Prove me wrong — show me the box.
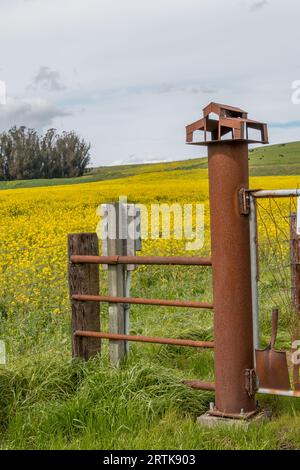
[68,233,100,360]
[107,202,127,365]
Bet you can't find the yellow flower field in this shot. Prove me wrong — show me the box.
[0,168,299,355]
[0,171,297,296]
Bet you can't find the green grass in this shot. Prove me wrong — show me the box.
[1,141,300,190]
[249,141,300,176]
[2,354,300,450]
[1,264,300,450]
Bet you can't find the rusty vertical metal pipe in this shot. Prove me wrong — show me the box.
[208,142,255,414]
[186,103,268,416]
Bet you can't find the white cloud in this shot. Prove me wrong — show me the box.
[111,154,169,166]
[0,0,299,165]
[0,80,6,105]
[0,96,70,130]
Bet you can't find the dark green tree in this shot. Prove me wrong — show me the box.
[0,126,91,180]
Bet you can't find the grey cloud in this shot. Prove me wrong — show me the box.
[191,87,218,95]
[0,96,70,130]
[158,83,217,95]
[158,83,177,94]
[250,0,268,12]
[28,66,66,92]
[270,120,300,129]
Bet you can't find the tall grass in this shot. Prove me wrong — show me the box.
[0,263,300,450]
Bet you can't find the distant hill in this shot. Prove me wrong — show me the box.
[1,141,300,190]
[249,141,300,176]
[90,141,300,178]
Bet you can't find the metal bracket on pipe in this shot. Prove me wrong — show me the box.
[239,188,251,215]
[239,189,263,216]
[245,369,258,397]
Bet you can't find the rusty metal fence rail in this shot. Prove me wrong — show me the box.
[68,233,214,362]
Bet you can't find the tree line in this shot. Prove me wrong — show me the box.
[0,126,91,180]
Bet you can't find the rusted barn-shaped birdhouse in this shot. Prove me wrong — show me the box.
[186,102,268,145]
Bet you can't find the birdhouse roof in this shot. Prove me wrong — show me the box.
[203,102,248,117]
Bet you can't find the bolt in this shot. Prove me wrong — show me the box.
[240,408,245,416]
[265,409,272,419]
[209,402,215,411]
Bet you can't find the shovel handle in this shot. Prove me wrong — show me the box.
[293,363,300,391]
[293,340,300,390]
[293,327,300,390]
[271,308,279,348]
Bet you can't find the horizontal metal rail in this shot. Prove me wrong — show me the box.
[70,255,212,266]
[258,388,300,398]
[183,380,215,391]
[74,330,214,348]
[252,189,300,199]
[72,294,214,310]
[184,381,300,398]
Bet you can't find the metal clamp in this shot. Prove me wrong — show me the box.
[239,188,251,215]
[245,369,258,397]
[239,188,263,216]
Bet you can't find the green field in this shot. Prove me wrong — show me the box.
[1,141,300,190]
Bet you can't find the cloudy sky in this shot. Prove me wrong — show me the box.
[0,0,299,166]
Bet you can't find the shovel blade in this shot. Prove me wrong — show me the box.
[256,348,291,391]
